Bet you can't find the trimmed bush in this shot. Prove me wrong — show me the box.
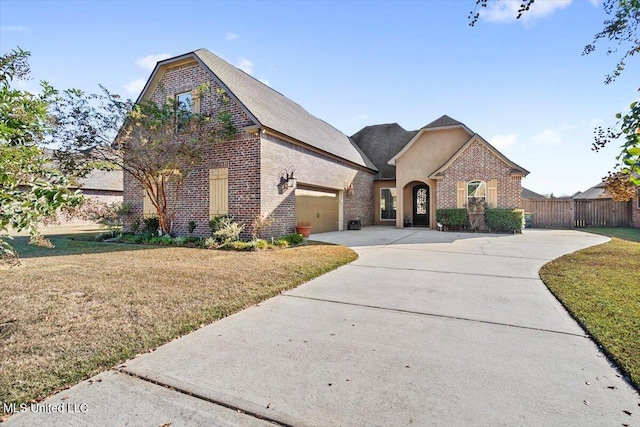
[143,217,159,235]
[436,209,469,229]
[485,209,525,233]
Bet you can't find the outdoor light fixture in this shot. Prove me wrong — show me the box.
[345,182,355,196]
[279,167,297,191]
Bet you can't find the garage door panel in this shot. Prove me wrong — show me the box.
[296,188,339,233]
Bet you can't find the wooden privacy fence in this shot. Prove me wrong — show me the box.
[522,199,632,228]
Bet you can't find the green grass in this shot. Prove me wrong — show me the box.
[583,227,640,243]
[540,237,640,390]
[0,235,357,416]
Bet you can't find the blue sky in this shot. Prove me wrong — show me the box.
[1,0,638,196]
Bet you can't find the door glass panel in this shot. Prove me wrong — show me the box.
[416,188,427,214]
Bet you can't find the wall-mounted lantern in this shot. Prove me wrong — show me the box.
[278,167,297,194]
[344,182,355,196]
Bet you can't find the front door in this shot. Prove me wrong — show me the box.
[413,185,429,227]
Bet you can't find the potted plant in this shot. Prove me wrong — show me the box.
[295,221,312,238]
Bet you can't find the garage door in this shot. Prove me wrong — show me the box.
[295,187,339,233]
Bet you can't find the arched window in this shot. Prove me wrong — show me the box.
[467,180,486,203]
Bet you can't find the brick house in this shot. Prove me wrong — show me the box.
[124,49,528,237]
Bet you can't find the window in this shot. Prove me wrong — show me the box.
[175,91,193,131]
[637,188,640,209]
[176,91,192,113]
[467,180,486,203]
[380,188,397,220]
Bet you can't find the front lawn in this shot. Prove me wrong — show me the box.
[0,234,357,414]
[540,236,640,390]
[582,227,640,243]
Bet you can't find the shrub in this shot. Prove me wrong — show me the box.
[283,233,304,245]
[222,240,254,251]
[203,237,218,249]
[212,217,244,243]
[188,221,197,235]
[172,236,187,246]
[436,209,469,229]
[143,217,160,235]
[131,218,141,234]
[253,239,268,250]
[148,235,173,245]
[485,209,525,233]
[209,215,233,235]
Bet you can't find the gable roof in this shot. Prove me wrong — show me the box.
[428,134,529,179]
[422,115,467,130]
[574,182,610,199]
[388,115,475,166]
[142,49,376,171]
[522,187,546,199]
[350,123,418,179]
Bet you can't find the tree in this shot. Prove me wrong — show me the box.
[469,0,640,193]
[51,84,237,236]
[0,48,82,262]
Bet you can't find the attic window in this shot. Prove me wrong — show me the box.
[175,91,192,131]
[176,91,192,113]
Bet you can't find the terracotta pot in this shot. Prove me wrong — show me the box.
[295,225,312,238]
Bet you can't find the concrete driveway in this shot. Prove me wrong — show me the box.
[6,228,639,426]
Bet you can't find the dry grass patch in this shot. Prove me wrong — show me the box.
[540,237,640,390]
[0,235,357,413]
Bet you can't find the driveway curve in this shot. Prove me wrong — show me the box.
[6,228,639,426]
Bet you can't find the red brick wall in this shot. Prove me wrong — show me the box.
[124,58,375,239]
[436,140,523,209]
[124,60,260,238]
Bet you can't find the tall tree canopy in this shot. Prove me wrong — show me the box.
[0,48,82,262]
[469,0,640,193]
[51,84,237,235]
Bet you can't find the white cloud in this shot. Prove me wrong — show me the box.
[225,32,239,40]
[236,58,253,75]
[0,25,32,33]
[352,113,369,121]
[531,129,562,145]
[259,78,270,86]
[135,53,171,71]
[481,0,572,24]
[489,133,518,149]
[123,78,146,95]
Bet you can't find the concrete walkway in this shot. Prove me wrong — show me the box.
[5,228,639,426]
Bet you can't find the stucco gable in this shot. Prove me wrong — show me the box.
[428,135,529,179]
[387,117,474,166]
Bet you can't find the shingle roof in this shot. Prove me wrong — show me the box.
[193,49,376,170]
[77,169,123,192]
[422,115,466,130]
[350,123,417,179]
[574,183,610,199]
[521,187,546,199]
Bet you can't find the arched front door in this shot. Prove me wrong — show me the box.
[413,184,429,227]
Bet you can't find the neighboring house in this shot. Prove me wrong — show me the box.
[124,49,529,237]
[574,182,610,200]
[521,187,546,200]
[575,182,640,228]
[74,169,123,205]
